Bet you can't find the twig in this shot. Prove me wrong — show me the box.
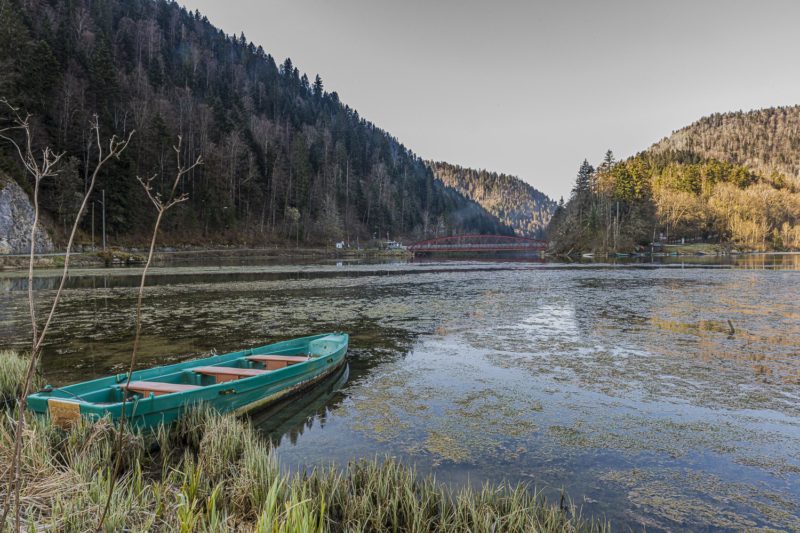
[96,136,200,531]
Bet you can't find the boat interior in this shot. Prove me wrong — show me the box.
[64,352,315,405]
[122,353,313,397]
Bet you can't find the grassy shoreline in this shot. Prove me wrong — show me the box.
[0,351,606,532]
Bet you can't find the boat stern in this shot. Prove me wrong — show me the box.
[46,398,82,428]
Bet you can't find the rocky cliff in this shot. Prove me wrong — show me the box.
[0,174,54,254]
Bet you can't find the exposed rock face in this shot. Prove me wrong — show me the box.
[0,175,54,254]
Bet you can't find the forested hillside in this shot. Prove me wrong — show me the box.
[548,108,800,253]
[650,106,800,183]
[0,0,510,246]
[429,162,555,237]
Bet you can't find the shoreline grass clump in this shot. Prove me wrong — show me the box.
[0,350,39,406]
[0,402,609,532]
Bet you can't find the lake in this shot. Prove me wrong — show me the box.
[1,253,799,531]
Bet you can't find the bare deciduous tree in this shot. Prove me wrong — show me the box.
[96,136,201,532]
[0,100,133,532]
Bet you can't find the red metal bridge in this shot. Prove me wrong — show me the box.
[408,234,548,255]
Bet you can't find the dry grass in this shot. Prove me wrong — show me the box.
[0,351,38,405]
[0,403,608,532]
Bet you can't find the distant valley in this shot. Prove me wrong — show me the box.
[0,0,512,249]
[429,162,556,238]
[1,0,796,254]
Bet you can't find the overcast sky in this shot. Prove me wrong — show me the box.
[181,0,800,200]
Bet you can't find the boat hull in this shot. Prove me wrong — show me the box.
[27,333,348,429]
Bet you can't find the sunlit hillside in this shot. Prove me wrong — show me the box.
[548,108,800,253]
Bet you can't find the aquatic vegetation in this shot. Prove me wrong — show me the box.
[600,468,800,531]
[547,425,592,448]
[0,408,605,532]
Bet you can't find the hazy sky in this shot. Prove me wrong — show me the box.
[181,0,800,200]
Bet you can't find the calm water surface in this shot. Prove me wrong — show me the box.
[1,254,799,531]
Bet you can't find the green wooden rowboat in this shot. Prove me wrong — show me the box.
[27,332,348,429]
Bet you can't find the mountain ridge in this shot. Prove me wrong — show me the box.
[428,162,555,238]
[649,105,800,185]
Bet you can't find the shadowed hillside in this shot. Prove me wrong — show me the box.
[0,0,511,247]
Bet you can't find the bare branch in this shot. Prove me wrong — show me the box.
[97,135,201,531]
[0,99,65,181]
[164,193,190,210]
[136,174,162,210]
[32,129,133,355]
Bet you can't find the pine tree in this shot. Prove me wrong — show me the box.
[0,2,31,97]
[280,57,293,76]
[148,56,163,88]
[313,74,324,98]
[571,159,595,231]
[89,35,118,115]
[573,160,594,198]
[599,149,615,174]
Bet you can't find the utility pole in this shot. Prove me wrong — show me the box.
[101,189,107,252]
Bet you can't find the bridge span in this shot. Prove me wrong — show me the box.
[408,234,548,255]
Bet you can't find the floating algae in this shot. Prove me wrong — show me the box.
[339,340,541,464]
[600,468,800,531]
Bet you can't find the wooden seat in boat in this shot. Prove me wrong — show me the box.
[124,381,201,396]
[246,354,310,370]
[193,366,269,383]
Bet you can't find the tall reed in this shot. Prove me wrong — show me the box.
[0,404,608,532]
[0,351,34,405]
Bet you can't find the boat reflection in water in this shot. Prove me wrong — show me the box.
[250,363,350,447]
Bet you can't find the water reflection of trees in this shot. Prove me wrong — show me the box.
[731,253,800,270]
[1,276,64,292]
